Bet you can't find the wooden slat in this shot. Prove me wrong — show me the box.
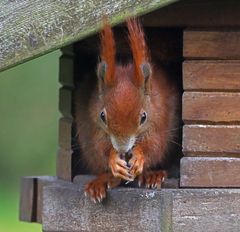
[59,47,74,88]
[183,92,240,124]
[19,176,58,223]
[59,117,72,150]
[172,188,240,232]
[41,176,240,232]
[183,125,240,155]
[19,177,37,222]
[0,0,177,72]
[56,148,73,181]
[183,61,240,91]
[184,30,240,59]
[59,87,73,119]
[180,157,240,187]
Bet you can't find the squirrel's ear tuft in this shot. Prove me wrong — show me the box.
[97,61,108,81]
[140,62,152,82]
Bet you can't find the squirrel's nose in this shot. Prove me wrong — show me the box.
[110,136,136,153]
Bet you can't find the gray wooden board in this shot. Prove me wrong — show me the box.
[0,0,177,72]
[42,175,240,232]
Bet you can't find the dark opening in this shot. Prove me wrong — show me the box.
[71,26,184,182]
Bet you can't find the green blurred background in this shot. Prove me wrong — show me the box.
[0,51,61,232]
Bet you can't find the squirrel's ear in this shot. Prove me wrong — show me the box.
[140,62,152,94]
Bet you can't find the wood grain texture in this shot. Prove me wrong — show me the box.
[19,177,37,222]
[59,46,74,88]
[42,182,172,232]
[184,30,240,59]
[59,87,73,119]
[183,92,240,124]
[59,117,73,150]
[41,176,240,232]
[183,125,240,156]
[56,148,73,181]
[19,176,57,223]
[180,157,240,187]
[183,61,240,91]
[0,0,176,72]
[172,188,240,232]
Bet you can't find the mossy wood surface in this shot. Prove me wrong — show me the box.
[0,0,177,72]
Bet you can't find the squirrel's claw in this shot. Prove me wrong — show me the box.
[129,147,145,178]
[138,170,167,189]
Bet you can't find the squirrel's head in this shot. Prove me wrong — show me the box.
[96,18,152,153]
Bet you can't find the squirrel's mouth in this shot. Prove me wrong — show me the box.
[110,135,136,153]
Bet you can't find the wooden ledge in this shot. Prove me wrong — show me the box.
[40,175,240,232]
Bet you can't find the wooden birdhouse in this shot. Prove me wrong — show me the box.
[1,0,240,231]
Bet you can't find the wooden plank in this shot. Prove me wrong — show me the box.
[59,117,72,150]
[180,157,240,187]
[19,177,37,222]
[172,188,240,232]
[0,0,177,72]
[183,125,240,156]
[183,61,240,91]
[41,176,240,231]
[19,176,58,223]
[184,30,240,59]
[183,92,240,124]
[42,177,172,232]
[56,148,73,181]
[59,47,74,88]
[59,87,73,119]
[143,0,240,27]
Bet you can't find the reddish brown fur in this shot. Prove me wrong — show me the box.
[75,18,179,201]
[127,18,150,86]
[99,19,116,85]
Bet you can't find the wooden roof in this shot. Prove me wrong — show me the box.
[0,0,177,72]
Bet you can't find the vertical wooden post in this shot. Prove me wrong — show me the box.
[57,45,75,181]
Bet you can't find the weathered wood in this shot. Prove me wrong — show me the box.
[19,176,58,223]
[59,87,73,119]
[56,148,73,181]
[41,176,240,232]
[0,0,177,72]
[143,0,240,27]
[180,157,240,187]
[183,61,240,91]
[19,177,37,222]
[59,117,73,150]
[183,125,240,156]
[59,48,74,88]
[42,183,171,232]
[183,92,240,124]
[172,188,240,232]
[184,30,240,59]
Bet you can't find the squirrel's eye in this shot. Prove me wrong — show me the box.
[140,112,147,125]
[100,111,106,123]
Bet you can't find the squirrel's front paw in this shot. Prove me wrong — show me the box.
[85,174,121,203]
[109,149,134,181]
[129,147,145,178]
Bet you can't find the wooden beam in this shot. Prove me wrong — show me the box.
[183,125,240,156]
[184,30,240,59]
[183,61,240,91]
[180,157,240,187]
[41,176,240,231]
[0,0,177,72]
[183,92,240,124]
[19,176,58,223]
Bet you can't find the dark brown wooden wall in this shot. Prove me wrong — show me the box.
[181,29,240,187]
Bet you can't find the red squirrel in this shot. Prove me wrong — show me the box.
[75,19,179,202]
